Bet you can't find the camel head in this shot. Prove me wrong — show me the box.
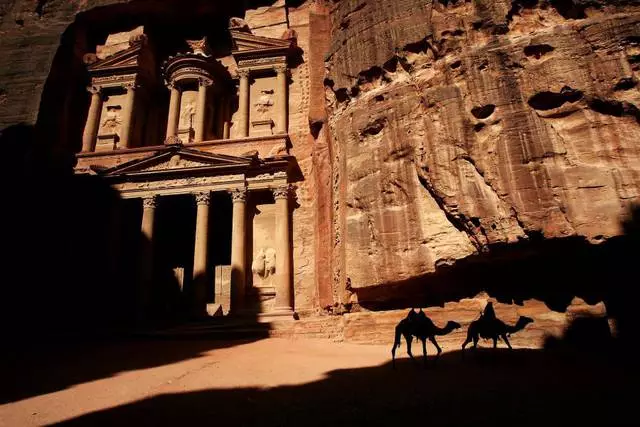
[445,321,462,331]
[516,316,534,329]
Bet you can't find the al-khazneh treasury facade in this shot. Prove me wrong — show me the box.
[74,20,305,320]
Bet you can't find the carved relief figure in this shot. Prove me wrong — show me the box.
[255,89,274,115]
[252,247,276,285]
[100,105,122,136]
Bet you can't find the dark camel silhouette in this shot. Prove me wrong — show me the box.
[461,302,534,353]
[391,309,461,368]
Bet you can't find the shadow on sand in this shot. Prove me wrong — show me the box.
[51,346,634,427]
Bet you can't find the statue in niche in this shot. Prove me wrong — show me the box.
[251,247,276,285]
[255,89,274,115]
[100,105,122,136]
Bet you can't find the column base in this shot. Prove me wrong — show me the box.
[257,309,297,322]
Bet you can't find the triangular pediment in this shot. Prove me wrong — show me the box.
[230,30,292,54]
[88,43,142,75]
[102,147,254,176]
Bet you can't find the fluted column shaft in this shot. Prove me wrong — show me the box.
[273,185,293,313]
[120,83,137,149]
[230,189,247,313]
[275,65,288,134]
[238,70,250,138]
[193,192,211,316]
[82,87,102,152]
[166,84,182,141]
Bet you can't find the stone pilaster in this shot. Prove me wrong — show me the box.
[273,185,294,313]
[195,77,213,142]
[230,188,247,313]
[82,86,103,152]
[275,65,288,134]
[120,82,137,149]
[237,69,250,138]
[192,191,211,316]
[166,83,182,141]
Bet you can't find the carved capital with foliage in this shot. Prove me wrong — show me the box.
[230,188,247,203]
[195,192,211,205]
[143,195,158,209]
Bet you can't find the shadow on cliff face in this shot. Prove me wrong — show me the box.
[51,348,634,427]
[354,204,640,350]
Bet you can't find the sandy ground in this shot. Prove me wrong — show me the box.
[0,337,635,426]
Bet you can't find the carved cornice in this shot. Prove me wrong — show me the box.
[230,188,247,203]
[195,191,211,205]
[143,195,158,209]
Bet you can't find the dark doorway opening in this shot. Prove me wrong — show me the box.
[154,195,196,321]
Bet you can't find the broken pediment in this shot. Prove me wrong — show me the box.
[230,30,293,61]
[85,42,145,76]
[101,147,254,177]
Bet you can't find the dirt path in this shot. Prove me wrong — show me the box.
[0,337,633,426]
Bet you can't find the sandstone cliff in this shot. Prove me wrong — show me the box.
[324,0,640,294]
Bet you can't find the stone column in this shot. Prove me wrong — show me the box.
[139,195,158,321]
[237,69,250,138]
[273,185,293,313]
[275,65,288,134]
[192,191,211,316]
[195,77,212,143]
[230,188,247,313]
[166,83,182,141]
[82,86,102,152]
[120,82,137,149]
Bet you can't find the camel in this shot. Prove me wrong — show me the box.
[461,302,534,353]
[391,309,461,368]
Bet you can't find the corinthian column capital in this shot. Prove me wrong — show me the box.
[195,191,211,205]
[272,185,292,200]
[237,69,250,79]
[230,188,247,203]
[143,195,159,209]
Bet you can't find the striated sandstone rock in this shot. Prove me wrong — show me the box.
[326,0,640,291]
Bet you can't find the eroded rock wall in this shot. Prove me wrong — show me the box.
[325,0,640,292]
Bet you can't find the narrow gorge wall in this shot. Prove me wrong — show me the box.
[325,0,640,298]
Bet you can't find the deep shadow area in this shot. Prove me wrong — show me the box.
[51,347,635,427]
[0,122,268,404]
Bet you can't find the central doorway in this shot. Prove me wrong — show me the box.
[154,195,196,321]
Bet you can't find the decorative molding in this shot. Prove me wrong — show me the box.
[274,64,288,74]
[195,191,211,205]
[142,195,158,209]
[123,82,139,90]
[230,188,247,203]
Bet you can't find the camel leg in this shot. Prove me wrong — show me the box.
[428,336,442,358]
[492,337,498,349]
[472,335,479,349]
[421,338,428,368]
[391,342,398,369]
[501,334,513,350]
[405,334,416,364]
